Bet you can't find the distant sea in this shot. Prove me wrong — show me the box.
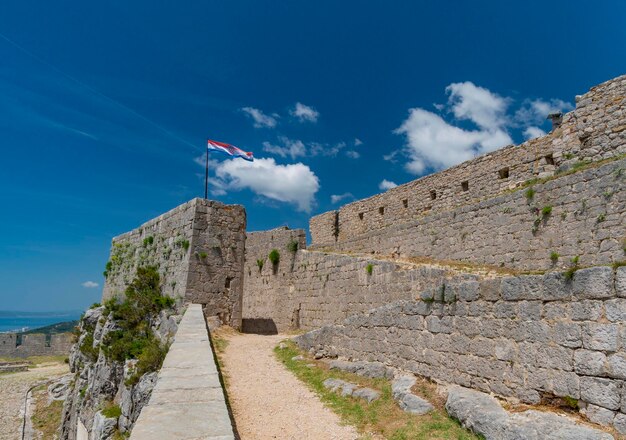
[0,311,82,333]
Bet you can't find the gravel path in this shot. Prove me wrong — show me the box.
[0,363,68,440]
[219,333,358,440]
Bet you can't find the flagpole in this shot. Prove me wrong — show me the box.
[204,144,209,199]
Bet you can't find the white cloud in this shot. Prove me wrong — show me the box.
[446,82,510,131]
[354,138,363,146]
[345,150,360,159]
[291,102,319,123]
[309,141,346,157]
[262,137,306,159]
[523,126,546,140]
[82,281,99,288]
[241,107,278,128]
[383,150,400,163]
[211,157,319,212]
[515,98,573,126]
[379,179,398,191]
[395,107,512,174]
[330,193,353,204]
[393,82,574,175]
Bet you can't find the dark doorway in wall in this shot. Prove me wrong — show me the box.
[545,154,555,165]
[379,207,385,215]
[402,199,408,208]
[461,181,469,192]
[499,167,510,179]
[241,318,278,335]
[430,190,436,200]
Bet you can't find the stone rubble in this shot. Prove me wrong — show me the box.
[445,385,614,440]
[391,375,434,415]
[322,378,380,403]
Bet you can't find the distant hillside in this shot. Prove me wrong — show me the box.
[21,320,78,335]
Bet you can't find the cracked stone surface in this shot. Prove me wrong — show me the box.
[445,386,614,440]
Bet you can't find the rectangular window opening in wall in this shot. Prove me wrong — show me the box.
[402,199,408,208]
[379,207,384,215]
[461,181,469,191]
[498,167,510,179]
[430,190,436,200]
[358,212,364,220]
[545,154,555,165]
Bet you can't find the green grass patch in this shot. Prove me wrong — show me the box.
[101,401,122,419]
[366,264,373,275]
[274,341,479,439]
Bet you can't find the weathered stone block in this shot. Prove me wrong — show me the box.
[606,298,626,322]
[542,271,572,301]
[615,413,626,435]
[617,267,626,298]
[581,403,616,426]
[537,345,573,371]
[501,276,544,301]
[582,323,619,352]
[573,267,614,299]
[570,300,603,321]
[580,377,621,410]
[518,301,542,321]
[494,301,518,319]
[574,349,607,376]
[551,371,580,399]
[494,339,518,362]
[479,278,501,301]
[607,353,626,380]
[552,322,582,348]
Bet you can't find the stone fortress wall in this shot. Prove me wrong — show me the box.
[242,74,626,433]
[0,332,73,358]
[310,75,626,271]
[296,266,626,430]
[101,198,246,328]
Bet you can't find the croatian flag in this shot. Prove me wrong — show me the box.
[207,139,254,162]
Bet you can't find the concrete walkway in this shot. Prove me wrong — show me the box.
[131,304,234,440]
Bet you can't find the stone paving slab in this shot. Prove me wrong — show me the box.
[130,304,234,440]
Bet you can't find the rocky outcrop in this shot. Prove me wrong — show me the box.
[60,304,181,440]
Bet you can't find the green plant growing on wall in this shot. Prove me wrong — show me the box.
[198,252,208,259]
[176,239,190,251]
[550,251,560,264]
[597,213,606,223]
[564,255,580,280]
[100,266,174,385]
[541,205,552,217]
[143,236,154,247]
[365,264,373,275]
[525,187,536,201]
[269,249,280,265]
[287,240,299,253]
[256,259,264,272]
[103,261,113,278]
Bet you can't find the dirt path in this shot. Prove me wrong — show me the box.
[218,333,359,440]
[0,362,68,440]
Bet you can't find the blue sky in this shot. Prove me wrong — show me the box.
[1,1,624,311]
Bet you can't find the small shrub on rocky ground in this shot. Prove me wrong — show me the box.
[99,266,174,382]
[101,401,122,418]
[274,341,479,440]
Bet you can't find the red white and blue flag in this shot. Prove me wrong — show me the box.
[207,139,254,162]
